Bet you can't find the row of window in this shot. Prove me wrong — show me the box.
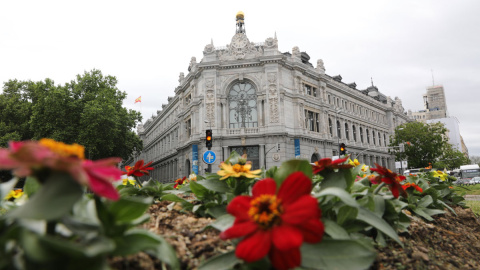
[327,94,387,124]
[328,118,388,146]
[145,128,179,161]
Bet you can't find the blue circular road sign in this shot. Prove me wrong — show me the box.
[203,150,216,164]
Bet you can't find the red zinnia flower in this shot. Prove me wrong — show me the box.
[370,163,407,198]
[312,157,353,174]
[173,176,187,189]
[220,172,324,270]
[402,183,423,193]
[123,160,154,177]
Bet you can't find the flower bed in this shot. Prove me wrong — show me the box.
[1,140,479,270]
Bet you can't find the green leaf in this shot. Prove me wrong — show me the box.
[206,205,227,219]
[356,207,402,246]
[189,181,209,199]
[417,195,433,208]
[301,239,376,270]
[108,196,152,223]
[412,208,434,221]
[207,214,235,232]
[197,179,230,193]
[315,187,359,207]
[274,159,313,187]
[199,250,240,270]
[323,219,350,240]
[320,170,350,191]
[8,173,83,220]
[337,205,358,226]
[23,176,40,197]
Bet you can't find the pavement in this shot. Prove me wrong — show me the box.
[464,195,480,201]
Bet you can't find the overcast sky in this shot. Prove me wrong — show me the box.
[1,0,479,156]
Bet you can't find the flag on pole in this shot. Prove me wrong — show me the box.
[134,96,141,104]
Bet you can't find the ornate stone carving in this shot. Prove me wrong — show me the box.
[188,57,197,72]
[205,78,215,126]
[264,37,278,48]
[266,72,279,123]
[394,97,404,113]
[272,153,280,161]
[292,46,301,61]
[316,59,325,74]
[219,33,262,61]
[206,103,215,127]
[203,43,215,55]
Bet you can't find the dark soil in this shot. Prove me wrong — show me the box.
[109,202,480,270]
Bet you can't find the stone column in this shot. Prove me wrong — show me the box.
[259,144,265,169]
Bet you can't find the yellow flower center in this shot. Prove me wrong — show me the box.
[232,164,249,173]
[39,138,85,159]
[248,194,283,229]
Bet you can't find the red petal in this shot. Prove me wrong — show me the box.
[272,225,303,250]
[87,175,120,200]
[133,171,144,177]
[226,196,252,221]
[252,178,277,198]
[282,195,319,225]
[277,172,312,205]
[220,220,257,240]
[235,230,272,263]
[298,218,324,243]
[269,247,301,270]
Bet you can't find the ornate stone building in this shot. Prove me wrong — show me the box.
[129,12,410,182]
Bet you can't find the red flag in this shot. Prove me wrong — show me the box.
[134,96,141,104]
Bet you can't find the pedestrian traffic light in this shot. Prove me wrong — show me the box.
[206,129,213,148]
[339,143,346,156]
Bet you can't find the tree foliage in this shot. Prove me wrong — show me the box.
[389,122,450,168]
[433,147,470,170]
[0,69,143,161]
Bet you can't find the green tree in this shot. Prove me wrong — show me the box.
[389,122,450,168]
[433,146,470,170]
[0,69,143,161]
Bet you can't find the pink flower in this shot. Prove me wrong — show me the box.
[0,139,122,200]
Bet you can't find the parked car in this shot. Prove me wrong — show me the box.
[472,177,480,184]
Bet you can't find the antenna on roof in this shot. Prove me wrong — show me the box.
[431,69,435,86]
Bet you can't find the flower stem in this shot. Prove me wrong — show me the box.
[373,182,386,195]
[46,221,56,235]
[134,176,143,188]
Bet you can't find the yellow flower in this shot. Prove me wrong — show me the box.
[121,175,136,186]
[432,170,447,181]
[361,165,369,172]
[348,159,361,167]
[4,189,24,200]
[217,162,261,180]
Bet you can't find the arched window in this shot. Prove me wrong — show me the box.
[336,120,341,138]
[345,123,349,140]
[366,128,370,144]
[352,125,357,142]
[329,118,333,135]
[229,82,258,128]
[360,127,364,143]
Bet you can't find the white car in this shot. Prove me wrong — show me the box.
[472,177,480,184]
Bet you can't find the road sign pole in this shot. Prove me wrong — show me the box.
[207,146,211,173]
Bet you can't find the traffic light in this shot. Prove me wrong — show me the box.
[276,143,281,151]
[206,129,213,148]
[339,143,346,156]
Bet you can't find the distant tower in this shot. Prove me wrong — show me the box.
[236,11,245,34]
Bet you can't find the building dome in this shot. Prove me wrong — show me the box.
[236,11,244,20]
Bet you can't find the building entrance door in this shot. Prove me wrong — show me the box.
[230,146,260,170]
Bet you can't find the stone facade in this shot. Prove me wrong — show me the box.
[126,15,410,182]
